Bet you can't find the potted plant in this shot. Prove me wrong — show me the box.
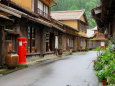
[96,70,107,86]
[94,42,115,86]
[58,45,63,55]
[106,63,115,85]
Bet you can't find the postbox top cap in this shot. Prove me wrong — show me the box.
[18,37,27,41]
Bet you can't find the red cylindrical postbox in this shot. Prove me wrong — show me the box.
[18,37,27,64]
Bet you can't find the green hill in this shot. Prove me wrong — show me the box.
[51,0,100,29]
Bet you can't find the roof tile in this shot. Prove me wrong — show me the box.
[51,10,85,20]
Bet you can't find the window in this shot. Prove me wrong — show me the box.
[67,38,69,47]
[37,0,49,18]
[44,6,48,13]
[38,0,43,15]
[5,34,18,52]
[71,39,73,47]
[44,5,48,17]
[5,26,13,30]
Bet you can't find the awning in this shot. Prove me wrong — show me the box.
[0,3,51,27]
[0,14,13,21]
[0,3,22,18]
[37,18,52,27]
[23,15,66,32]
[52,24,66,33]
[0,3,66,33]
[78,34,88,38]
[4,29,19,35]
[22,15,51,27]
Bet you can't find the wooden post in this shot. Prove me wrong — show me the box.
[55,35,58,55]
[0,28,3,66]
[40,26,44,57]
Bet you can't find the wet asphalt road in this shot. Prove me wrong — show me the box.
[0,51,99,86]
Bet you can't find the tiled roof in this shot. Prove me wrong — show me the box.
[0,3,65,32]
[51,10,85,20]
[92,26,98,30]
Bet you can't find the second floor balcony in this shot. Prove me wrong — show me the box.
[37,8,51,20]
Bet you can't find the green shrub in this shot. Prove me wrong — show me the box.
[94,61,103,71]
[96,70,107,81]
[92,47,101,51]
[94,42,115,84]
[107,84,115,86]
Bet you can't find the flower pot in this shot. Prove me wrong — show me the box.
[58,49,63,55]
[101,80,107,86]
[5,51,19,68]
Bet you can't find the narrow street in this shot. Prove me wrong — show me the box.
[0,51,99,86]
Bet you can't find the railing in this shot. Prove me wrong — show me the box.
[37,8,51,20]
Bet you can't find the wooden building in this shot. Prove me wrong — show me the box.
[51,10,88,51]
[0,0,67,65]
[91,0,115,41]
[51,18,79,52]
[87,27,107,49]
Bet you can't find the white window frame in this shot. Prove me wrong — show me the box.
[31,0,34,12]
[37,0,49,18]
[38,0,43,11]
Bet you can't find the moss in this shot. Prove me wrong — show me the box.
[90,38,97,40]
[0,64,28,75]
[92,47,101,51]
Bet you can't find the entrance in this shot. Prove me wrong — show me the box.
[49,33,55,51]
[27,27,36,53]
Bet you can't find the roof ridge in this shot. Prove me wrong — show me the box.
[51,9,85,13]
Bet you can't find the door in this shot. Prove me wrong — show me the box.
[49,33,55,51]
[27,26,36,53]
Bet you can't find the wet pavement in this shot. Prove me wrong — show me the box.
[0,51,99,86]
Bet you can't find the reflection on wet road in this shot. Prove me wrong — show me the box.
[0,51,99,86]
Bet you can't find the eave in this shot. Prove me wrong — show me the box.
[1,0,39,17]
[41,0,57,6]
[51,0,57,5]
[0,14,14,21]
[91,0,115,33]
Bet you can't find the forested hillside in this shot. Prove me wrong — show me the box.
[51,0,100,29]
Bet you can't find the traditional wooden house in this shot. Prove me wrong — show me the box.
[51,18,79,52]
[62,24,79,51]
[87,27,107,49]
[51,10,88,51]
[0,0,67,65]
[91,0,115,41]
